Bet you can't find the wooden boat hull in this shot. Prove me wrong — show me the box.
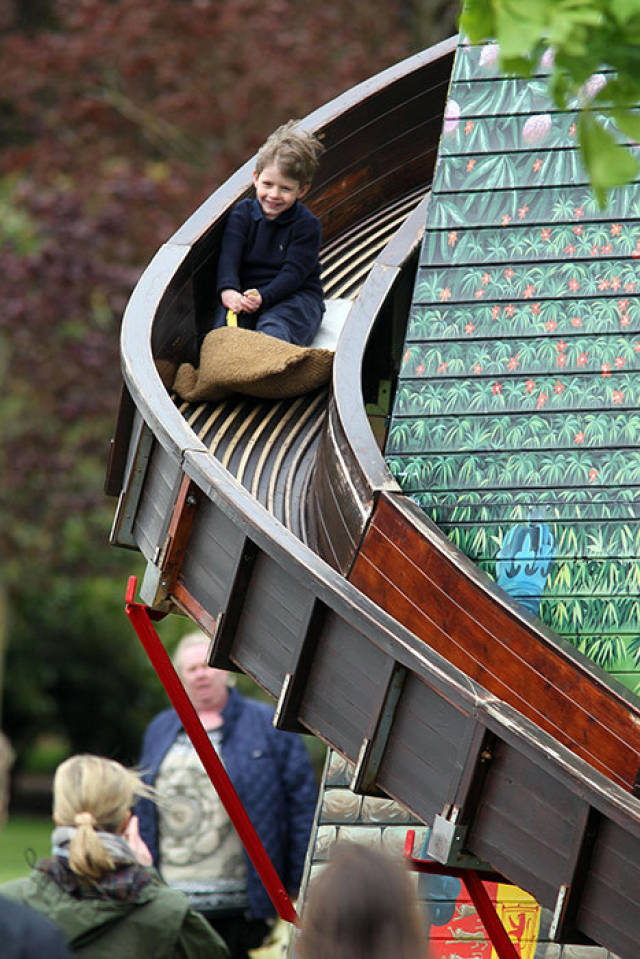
[106,40,640,957]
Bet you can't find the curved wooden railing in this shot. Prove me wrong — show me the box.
[106,41,640,958]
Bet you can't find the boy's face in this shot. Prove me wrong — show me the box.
[253,163,309,220]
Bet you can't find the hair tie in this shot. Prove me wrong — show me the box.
[74,811,95,827]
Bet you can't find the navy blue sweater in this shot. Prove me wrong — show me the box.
[216,198,324,311]
[134,688,318,919]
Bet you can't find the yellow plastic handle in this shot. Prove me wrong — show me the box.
[226,309,238,327]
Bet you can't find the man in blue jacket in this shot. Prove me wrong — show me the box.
[135,632,318,959]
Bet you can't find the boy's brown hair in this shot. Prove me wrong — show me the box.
[255,120,324,187]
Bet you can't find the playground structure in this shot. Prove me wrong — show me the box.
[107,37,640,957]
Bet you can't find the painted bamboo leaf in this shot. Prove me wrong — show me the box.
[385,37,640,700]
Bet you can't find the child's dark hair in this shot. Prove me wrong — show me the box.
[255,120,324,186]
[297,841,426,959]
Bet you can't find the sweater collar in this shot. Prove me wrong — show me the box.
[250,197,298,225]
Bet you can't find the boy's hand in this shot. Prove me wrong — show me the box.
[221,288,244,314]
[221,288,261,314]
[240,288,261,313]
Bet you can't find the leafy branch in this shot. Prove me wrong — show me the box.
[459,0,640,206]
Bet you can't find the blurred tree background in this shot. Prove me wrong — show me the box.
[0,0,458,780]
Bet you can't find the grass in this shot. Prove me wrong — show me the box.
[0,814,52,883]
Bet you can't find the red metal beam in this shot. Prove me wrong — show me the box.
[404,830,520,959]
[124,575,298,925]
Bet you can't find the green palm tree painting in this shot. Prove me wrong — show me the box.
[385,37,640,700]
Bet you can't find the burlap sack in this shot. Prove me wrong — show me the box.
[172,327,334,402]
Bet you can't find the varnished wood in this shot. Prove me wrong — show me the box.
[349,491,640,793]
[158,474,201,595]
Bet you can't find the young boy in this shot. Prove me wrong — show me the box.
[213,120,325,346]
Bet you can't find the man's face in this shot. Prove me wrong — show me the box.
[177,642,229,712]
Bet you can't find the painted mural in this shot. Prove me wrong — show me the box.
[417,832,543,959]
[423,881,541,959]
[385,38,640,700]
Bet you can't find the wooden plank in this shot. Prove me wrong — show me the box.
[105,385,136,497]
[467,739,580,906]
[574,818,640,956]
[375,671,471,824]
[132,442,183,563]
[226,549,308,696]
[308,52,454,186]
[316,149,440,239]
[204,533,258,672]
[177,499,239,604]
[296,610,390,761]
[422,217,640,267]
[273,596,327,733]
[349,492,640,792]
[350,659,407,796]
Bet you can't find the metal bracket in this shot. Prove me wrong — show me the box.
[428,813,495,871]
[550,885,569,940]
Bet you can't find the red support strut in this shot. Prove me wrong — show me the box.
[404,829,520,959]
[125,575,298,925]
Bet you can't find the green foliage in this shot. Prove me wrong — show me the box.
[22,734,69,775]
[578,110,639,205]
[460,0,640,206]
[0,176,41,255]
[3,566,172,767]
[0,0,420,766]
